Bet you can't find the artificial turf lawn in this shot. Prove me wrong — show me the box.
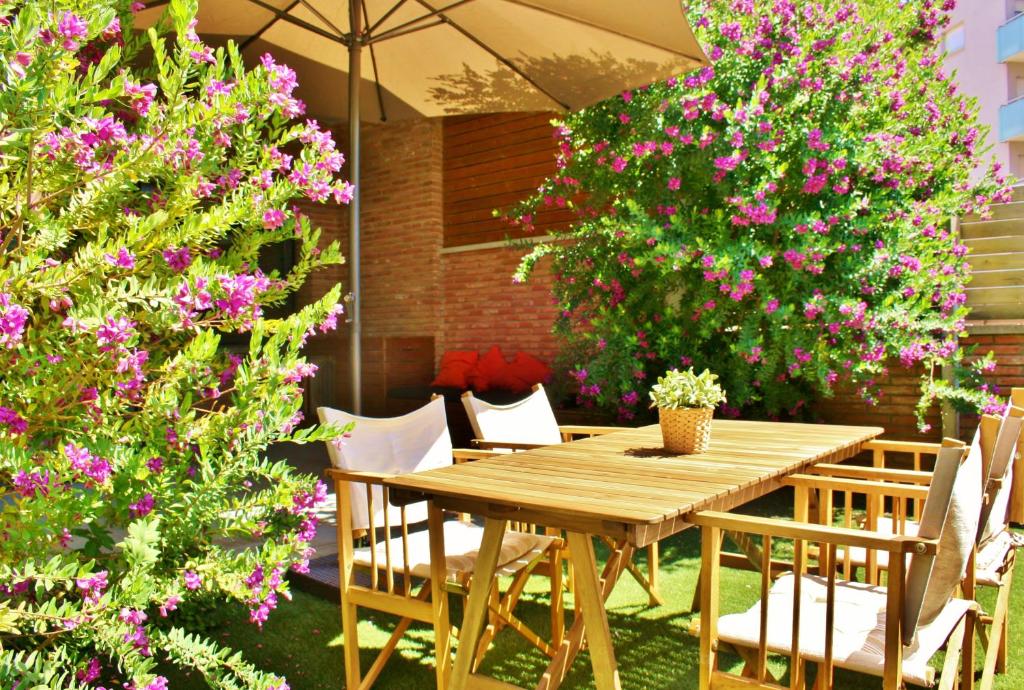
[164,489,1024,689]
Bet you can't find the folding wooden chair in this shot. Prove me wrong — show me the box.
[461,383,663,605]
[690,441,979,690]
[318,397,564,689]
[809,393,1024,689]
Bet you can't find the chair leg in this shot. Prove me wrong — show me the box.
[341,596,361,690]
[938,614,967,690]
[961,609,976,690]
[980,575,1013,690]
[361,584,432,688]
[997,605,1008,674]
[997,559,1013,674]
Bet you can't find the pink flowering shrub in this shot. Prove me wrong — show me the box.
[0,0,349,686]
[515,0,1009,428]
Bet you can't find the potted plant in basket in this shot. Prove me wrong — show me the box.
[650,368,727,454]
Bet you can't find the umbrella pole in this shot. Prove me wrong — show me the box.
[348,2,362,414]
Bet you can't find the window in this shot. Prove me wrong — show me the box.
[943,25,966,54]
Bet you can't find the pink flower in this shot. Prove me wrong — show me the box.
[103,248,136,269]
[162,246,192,272]
[125,81,157,116]
[263,208,286,229]
[129,493,155,517]
[0,406,27,435]
[0,293,29,349]
[76,571,108,605]
[183,570,202,590]
[159,595,182,617]
[57,12,88,51]
[667,177,681,190]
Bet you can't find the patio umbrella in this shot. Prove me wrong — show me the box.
[140,0,708,412]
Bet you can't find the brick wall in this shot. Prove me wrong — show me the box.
[440,248,560,365]
[816,330,1024,443]
[958,330,1024,440]
[297,119,446,411]
[295,112,1024,435]
[816,364,942,443]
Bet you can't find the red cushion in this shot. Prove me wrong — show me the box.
[467,345,508,393]
[431,350,479,389]
[510,351,552,387]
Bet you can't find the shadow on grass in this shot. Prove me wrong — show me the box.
[160,488,1024,689]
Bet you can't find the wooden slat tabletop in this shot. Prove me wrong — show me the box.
[385,420,882,546]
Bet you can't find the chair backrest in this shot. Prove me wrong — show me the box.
[978,401,1024,544]
[461,384,562,447]
[903,436,981,642]
[318,397,453,531]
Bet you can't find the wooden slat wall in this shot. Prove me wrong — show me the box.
[443,112,575,247]
[962,197,1024,320]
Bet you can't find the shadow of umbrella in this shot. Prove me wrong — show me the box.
[137,0,708,415]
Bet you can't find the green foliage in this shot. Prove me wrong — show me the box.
[649,368,727,410]
[0,0,350,686]
[514,0,1012,429]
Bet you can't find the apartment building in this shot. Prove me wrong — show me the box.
[947,0,1024,176]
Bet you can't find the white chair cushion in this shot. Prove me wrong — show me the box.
[318,398,453,531]
[717,573,973,687]
[913,440,982,628]
[841,516,914,570]
[842,517,1015,589]
[462,387,563,447]
[979,412,1022,543]
[353,521,555,580]
[976,530,1016,588]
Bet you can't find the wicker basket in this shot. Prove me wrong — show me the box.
[658,406,714,454]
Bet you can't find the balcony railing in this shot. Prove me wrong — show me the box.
[1000,95,1024,141]
[998,11,1024,62]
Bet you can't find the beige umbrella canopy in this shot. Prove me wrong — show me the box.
[140,0,708,410]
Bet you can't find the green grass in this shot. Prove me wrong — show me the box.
[164,490,1024,689]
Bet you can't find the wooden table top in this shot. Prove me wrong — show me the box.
[385,420,883,546]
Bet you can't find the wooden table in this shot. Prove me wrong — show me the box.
[385,419,883,690]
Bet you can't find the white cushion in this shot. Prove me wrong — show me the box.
[979,413,1023,543]
[842,517,1015,589]
[976,530,1015,587]
[905,443,975,636]
[462,387,562,447]
[717,573,973,687]
[353,521,554,580]
[318,398,453,531]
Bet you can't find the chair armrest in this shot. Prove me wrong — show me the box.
[325,468,393,484]
[686,510,938,555]
[557,424,625,437]
[471,439,545,451]
[452,448,502,463]
[783,473,931,500]
[863,439,942,455]
[809,463,934,485]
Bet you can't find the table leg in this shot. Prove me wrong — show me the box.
[449,516,509,690]
[537,535,633,690]
[568,531,622,690]
[429,503,453,689]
